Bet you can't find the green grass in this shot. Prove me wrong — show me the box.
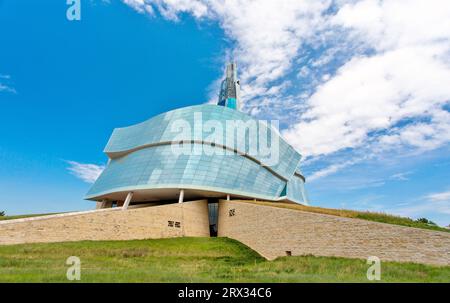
[244,200,450,233]
[0,237,448,282]
[0,213,62,221]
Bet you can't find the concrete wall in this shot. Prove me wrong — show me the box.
[218,200,450,266]
[0,200,210,245]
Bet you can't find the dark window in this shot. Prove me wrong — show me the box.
[175,221,181,228]
[285,251,292,256]
[229,209,236,217]
[208,202,219,237]
[168,221,174,227]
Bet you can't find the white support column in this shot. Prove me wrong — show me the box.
[226,194,230,201]
[122,192,133,210]
[178,189,184,203]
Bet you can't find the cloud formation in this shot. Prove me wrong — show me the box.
[386,190,450,226]
[389,172,412,182]
[66,161,105,184]
[122,0,331,103]
[426,190,450,203]
[121,0,450,180]
[0,74,16,94]
[285,0,450,162]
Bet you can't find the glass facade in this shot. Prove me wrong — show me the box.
[104,105,301,180]
[286,174,308,204]
[86,104,307,204]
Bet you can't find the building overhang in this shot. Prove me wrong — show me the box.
[84,184,305,205]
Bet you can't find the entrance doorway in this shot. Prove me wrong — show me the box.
[208,199,219,237]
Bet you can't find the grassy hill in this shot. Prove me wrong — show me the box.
[0,212,63,221]
[0,237,448,282]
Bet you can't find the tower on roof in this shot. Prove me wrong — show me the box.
[217,62,241,110]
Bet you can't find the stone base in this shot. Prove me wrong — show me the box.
[218,200,450,266]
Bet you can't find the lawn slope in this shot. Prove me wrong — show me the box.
[0,237,448,282]
[0,213,62,221]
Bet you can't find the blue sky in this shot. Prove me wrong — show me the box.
[1,0,449,226]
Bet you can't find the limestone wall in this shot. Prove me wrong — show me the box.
[2,199,448,266]
[218,200,450,266]
[0,200,210,245]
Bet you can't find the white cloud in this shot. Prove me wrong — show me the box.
[308,158,359,182]
[426,190,450,203]
[0,74,16,94]
[297,66,310,78]
[332,0,450,52]
[284,0,450,179]
[386,191,450,226]
[122,0,332,102]
[123,0,155,14]
[284,46,450,158]
[121,0,450,180]
[66,161,105,183]
[0,84,16,94]
[389,172,412,181]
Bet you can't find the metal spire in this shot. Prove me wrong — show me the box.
[217,62,241,110]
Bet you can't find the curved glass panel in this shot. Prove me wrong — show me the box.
[103,105,301,180]
[87,143,286,199]
[286,174,308,204]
